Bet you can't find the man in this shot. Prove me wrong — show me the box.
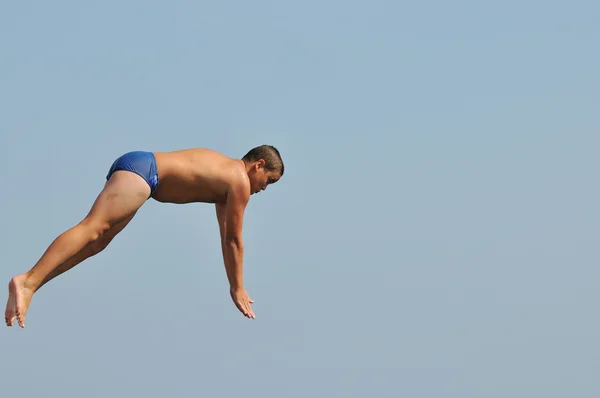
[5,145,284,328]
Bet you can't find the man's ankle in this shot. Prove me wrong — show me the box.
[20,273,39,291]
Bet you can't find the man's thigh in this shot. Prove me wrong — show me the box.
[85,171,150,229]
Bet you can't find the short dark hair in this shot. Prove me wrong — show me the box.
[242,145,284,176]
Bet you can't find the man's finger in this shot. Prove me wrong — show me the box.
[243,301,253,318]
[235,300,245,314]
[240,301,249,317]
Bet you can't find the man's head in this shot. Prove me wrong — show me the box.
[242,145,284,194]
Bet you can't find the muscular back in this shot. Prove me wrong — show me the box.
[152,148,248,204]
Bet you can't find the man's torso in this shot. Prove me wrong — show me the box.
[151,148,244,204]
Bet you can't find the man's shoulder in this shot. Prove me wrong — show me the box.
[222,160,249,198]
[225,161,249,185]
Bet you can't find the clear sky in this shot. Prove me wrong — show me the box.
[1,1,599,397]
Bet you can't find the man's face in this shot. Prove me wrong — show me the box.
[250,161,281,195]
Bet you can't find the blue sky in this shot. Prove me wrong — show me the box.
[1,1,599,397]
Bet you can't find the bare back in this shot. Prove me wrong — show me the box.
[152,148,247,204]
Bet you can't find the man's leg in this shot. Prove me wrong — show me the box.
[35,213,135,293]
[5,170,150,328]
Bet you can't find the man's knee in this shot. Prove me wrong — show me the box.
[80,219,112,243]
[89,237,111,255]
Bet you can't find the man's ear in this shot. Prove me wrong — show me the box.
[256,159,266,169]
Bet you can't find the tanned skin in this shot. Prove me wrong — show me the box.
[5,148,282,327]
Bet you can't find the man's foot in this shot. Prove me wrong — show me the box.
[4,283,15,326]
[5,275,34,328]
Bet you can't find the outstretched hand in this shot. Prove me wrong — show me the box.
[230,287,255,319]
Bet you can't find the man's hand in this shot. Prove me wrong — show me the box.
[230,287,255,319]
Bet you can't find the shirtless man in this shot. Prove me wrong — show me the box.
[4,145,284,327]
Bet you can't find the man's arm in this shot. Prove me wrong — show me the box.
[221,182,248,290]
[215,202,227,241]
[215,203,230,282]
[218,176,255,318]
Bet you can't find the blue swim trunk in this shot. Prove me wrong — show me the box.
[106,151,159,196]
